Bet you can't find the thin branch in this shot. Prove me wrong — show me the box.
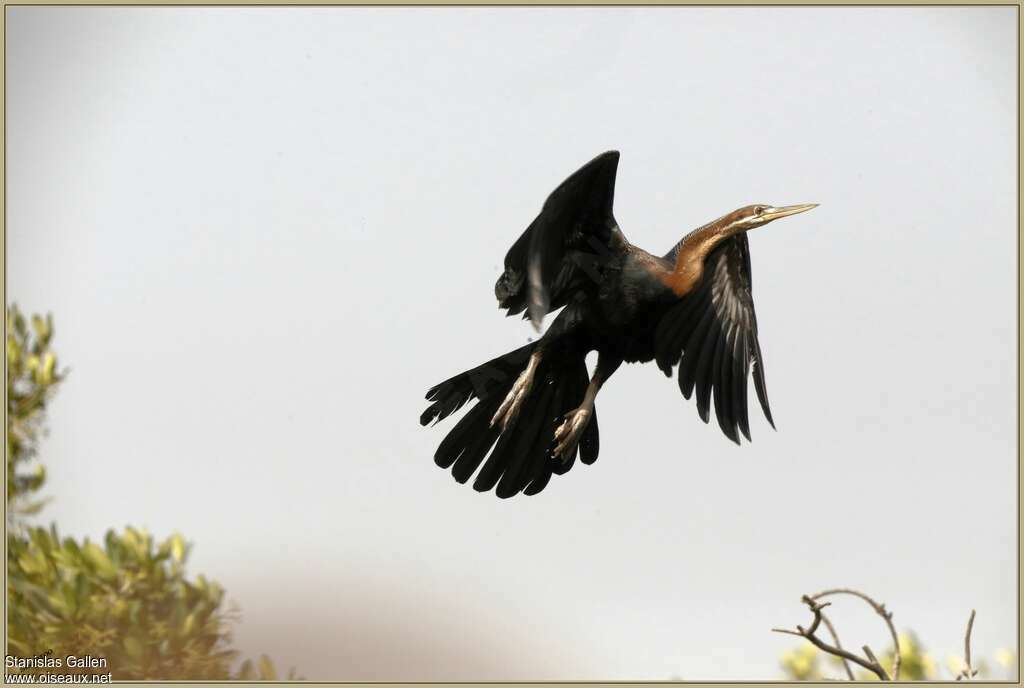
[771,628,804,637]
[863,645,882,669]
[964,609,976,668]
[957,609,979,680]
[810,588,901,681]
[772,595,890,681]
[820,610,857,680]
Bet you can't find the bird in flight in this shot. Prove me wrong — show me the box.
[420,151,816,498]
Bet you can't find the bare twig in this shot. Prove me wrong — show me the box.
[956,609,979,680]
[810,588,901,680]
[819,611,857,680]
[772,595,891,681]
[863,645,882,669]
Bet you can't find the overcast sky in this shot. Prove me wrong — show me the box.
[6,6,1017,680]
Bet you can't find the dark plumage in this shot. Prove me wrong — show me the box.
[421,151,816,498]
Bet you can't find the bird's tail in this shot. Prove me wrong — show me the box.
[420,343,599,498]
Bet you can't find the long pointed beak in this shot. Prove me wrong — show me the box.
[762,203,818,222]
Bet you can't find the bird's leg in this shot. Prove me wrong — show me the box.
[490,349,542,432]
[553,353,622,461]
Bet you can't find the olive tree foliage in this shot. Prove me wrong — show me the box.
[8,525,261,679]
[6,304,295,680]
[6,305,63,526]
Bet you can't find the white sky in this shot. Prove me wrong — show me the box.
[6,6,1017,680]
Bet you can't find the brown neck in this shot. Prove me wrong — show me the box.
[661,217,736,297]
[674,216,737,269]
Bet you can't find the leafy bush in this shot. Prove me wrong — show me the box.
[5,305,293,680]
[11,526,226,678]
[6,305,65,523]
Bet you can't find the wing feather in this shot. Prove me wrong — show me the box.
[694,319,722,422]
[714,319,739,444]
[494,151,626,329]
[678,303,715,399]
[653,233,774,442]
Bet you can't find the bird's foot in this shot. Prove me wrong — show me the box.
[490,366,536,432]
[552,407,592,461]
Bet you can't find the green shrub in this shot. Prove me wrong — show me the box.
[6,305,293,680]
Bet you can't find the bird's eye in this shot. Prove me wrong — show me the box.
[755,206,765,215]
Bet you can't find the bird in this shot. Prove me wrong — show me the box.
[419,150,817,498]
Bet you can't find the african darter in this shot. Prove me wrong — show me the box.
[420,151,817,498]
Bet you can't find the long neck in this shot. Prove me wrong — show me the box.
[659,217,735,297]
[671,217,733,269]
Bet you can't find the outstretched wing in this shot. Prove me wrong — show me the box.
[494,150,626,329]
[652,233,774,444]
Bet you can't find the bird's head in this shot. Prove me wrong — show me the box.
[721,203,819,235]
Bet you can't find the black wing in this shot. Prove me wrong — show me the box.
[494,150,626,329]
[652,233,774,444]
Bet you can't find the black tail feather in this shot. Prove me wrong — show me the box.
[451,411,502,483]
[522,369,567,494]
[423,346,599,497]
[471,430,514,493]
[494,376,556,498]
[435,393,502,470]
[420,343,536,427]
